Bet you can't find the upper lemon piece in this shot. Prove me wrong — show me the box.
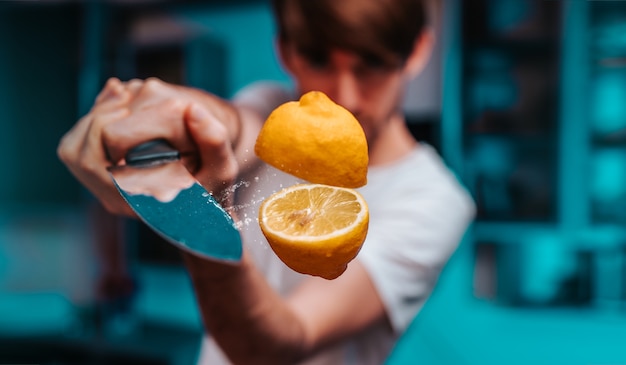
[254,91,368,188]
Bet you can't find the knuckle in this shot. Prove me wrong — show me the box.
[162,97,186,112]
[125,78,144,92]
[126,78,143,86]
[57,129,83,165]
[56,140,70,163]
[156,97,188,120]
[100,128,121,162]
[103,77,119,90]
[76,157,97,175]
[90,114,112,138]
[223,162,239,182]
[142,77,165,94]
[215,159,239,184]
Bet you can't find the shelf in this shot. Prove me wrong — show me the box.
[472,222,626,248]
[592,130,626,146]
[593,57,626,69]
[464,114,557,136]
[464,129,557,142]
[464,38,559,59]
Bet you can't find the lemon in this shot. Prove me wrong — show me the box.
[259,184,369,280]
[254,91,370,280]
[254,91,368,188]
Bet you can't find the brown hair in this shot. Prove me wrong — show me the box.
[271,0,428,68]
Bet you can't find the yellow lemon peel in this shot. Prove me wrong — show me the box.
[254,91,368,188]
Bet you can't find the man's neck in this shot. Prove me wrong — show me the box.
[368,114,417,167]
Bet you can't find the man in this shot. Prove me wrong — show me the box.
[58,0,475,364]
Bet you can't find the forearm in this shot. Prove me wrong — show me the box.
[181,250,312,365]
[231,105,264,175]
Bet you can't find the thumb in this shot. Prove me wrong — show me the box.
[185,103,239,203]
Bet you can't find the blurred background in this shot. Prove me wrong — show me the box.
[1,0,625,364]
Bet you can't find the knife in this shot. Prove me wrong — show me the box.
[107,139,242,263]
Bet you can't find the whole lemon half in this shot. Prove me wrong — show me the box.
[254,91,368,188]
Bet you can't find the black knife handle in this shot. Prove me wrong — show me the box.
[125,139,180,167]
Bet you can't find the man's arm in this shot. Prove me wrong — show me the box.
[58,77,259,216]
[182,251,387,365]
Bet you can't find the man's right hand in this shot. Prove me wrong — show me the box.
[57,77,241,217]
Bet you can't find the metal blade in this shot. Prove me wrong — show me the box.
[109,160,242,263]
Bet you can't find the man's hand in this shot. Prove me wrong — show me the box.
[58,77,137,215]
[57,77,241,216]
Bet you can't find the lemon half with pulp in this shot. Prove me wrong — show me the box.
[259,183,369,280]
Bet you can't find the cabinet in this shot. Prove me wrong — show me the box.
[443,0,626,307]
[588,2,626,226]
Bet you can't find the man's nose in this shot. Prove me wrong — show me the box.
[331,71,361,113]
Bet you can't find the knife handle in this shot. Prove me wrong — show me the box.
[125,139,180,167]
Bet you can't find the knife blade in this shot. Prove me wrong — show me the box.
[107,139,242,263]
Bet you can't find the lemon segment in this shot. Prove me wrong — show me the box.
[259,184,369,280]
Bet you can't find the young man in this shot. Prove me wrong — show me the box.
[58,0,475,364]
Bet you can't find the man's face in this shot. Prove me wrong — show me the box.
[282,45,410,147]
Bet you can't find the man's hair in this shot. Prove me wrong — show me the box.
[271,0,428,68]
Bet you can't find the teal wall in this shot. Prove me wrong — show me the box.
[172,2,290,98]
[0,4,83,207]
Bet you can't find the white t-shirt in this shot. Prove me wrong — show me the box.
[197,82,476,365]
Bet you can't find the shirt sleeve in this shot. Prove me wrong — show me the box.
[232,81,295,119]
